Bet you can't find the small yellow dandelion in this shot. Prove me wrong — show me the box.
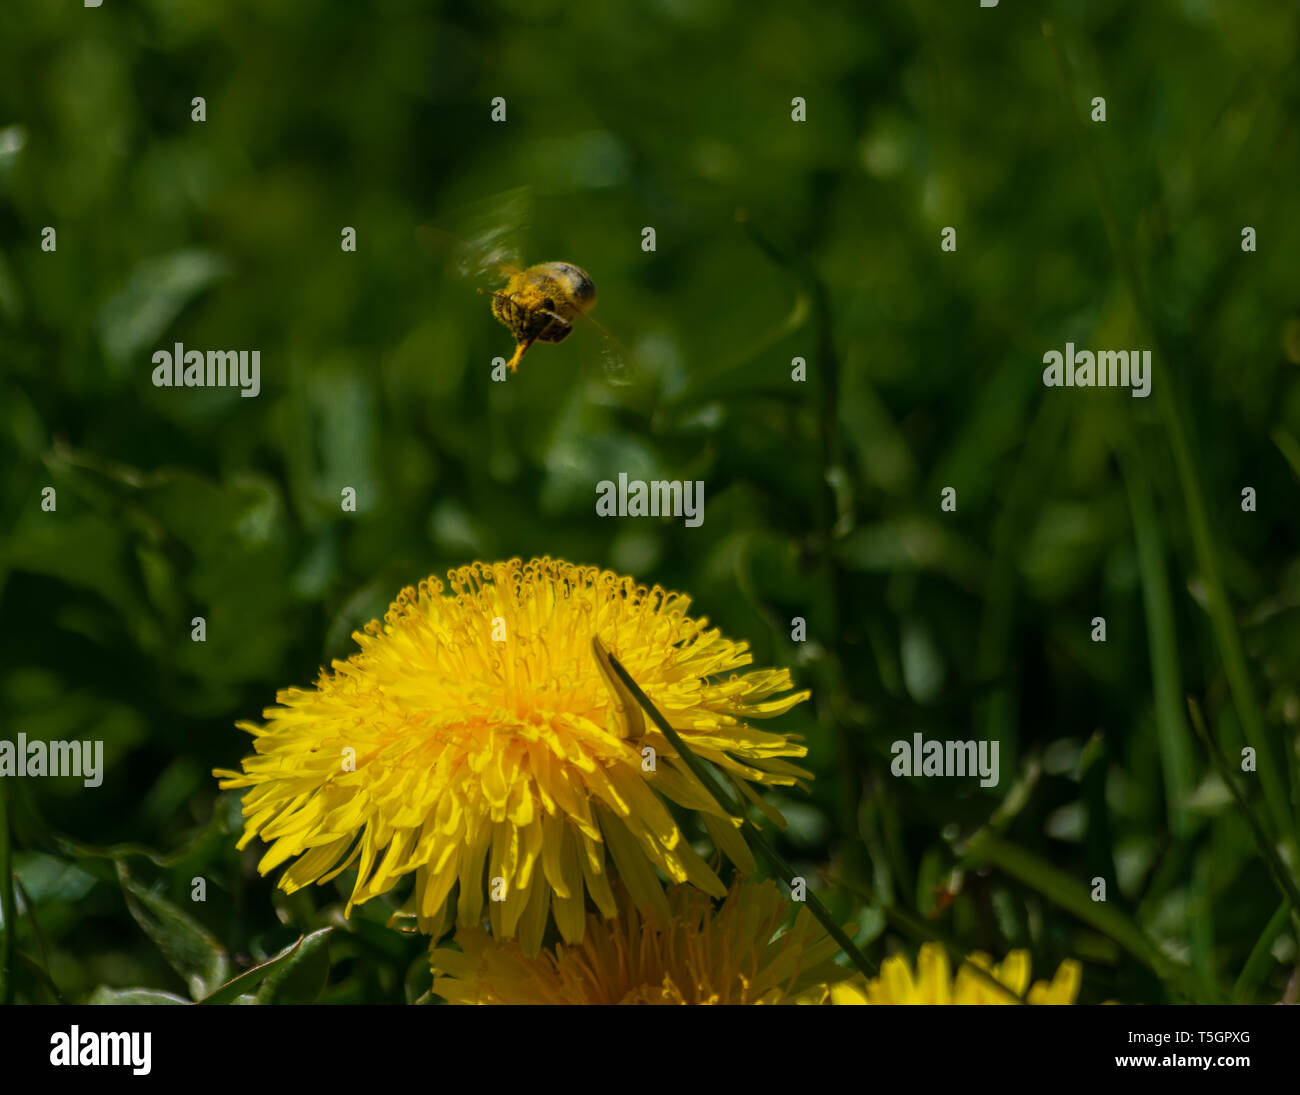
[214,557,810,953]
[824,941,1083,1004]
[430,878,849,1004]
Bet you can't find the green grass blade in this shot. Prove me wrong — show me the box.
[15,949,64,1004]
[1232,899,1288,1003]
[0,783,14,1005]
[1270,427,1300,482]
[14,877,61,1003]
[1045,19,1295,853]
[1187,699,1300,919]
[962,829,1219,1002]
[603,648,877,979]
[828,872,1027,1003]
[1114,432,1196,838]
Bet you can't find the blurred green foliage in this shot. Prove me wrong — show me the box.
[2,0,1299,1004]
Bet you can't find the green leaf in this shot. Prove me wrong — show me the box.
[97,249,231,368]
[0,124,26,186]
[197,929,332,1005]
[834,517,987,590]
[13,852,97,905]
[116,863,228,1001]
[254,927,333,1004]
[88,986,190,1005]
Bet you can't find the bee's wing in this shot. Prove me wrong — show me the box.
[416,186,532,284]
[571,309,642,386]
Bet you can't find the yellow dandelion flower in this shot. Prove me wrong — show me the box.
[214,557,810,953]
[824,941,1082,1004]
[430,879,849,1004]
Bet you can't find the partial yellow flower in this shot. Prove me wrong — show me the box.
[826,942,1082,1004]
[430,879,849,1004]
[214,557,810,953]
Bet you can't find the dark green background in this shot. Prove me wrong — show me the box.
[2,0,1298,1004]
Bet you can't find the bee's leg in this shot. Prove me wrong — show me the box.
[537,311,574,344]
[506,338,533,372]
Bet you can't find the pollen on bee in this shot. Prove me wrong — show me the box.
[488,261,596,370]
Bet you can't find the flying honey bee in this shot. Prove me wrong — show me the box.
[484,260,598,373]
[418,188,637,382]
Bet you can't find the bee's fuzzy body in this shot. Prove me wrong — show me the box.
[491,261,597,371]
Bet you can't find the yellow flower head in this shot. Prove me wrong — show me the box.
[214,557,810,953]
[430,879,847,1004]
[827,941,1082,1004]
